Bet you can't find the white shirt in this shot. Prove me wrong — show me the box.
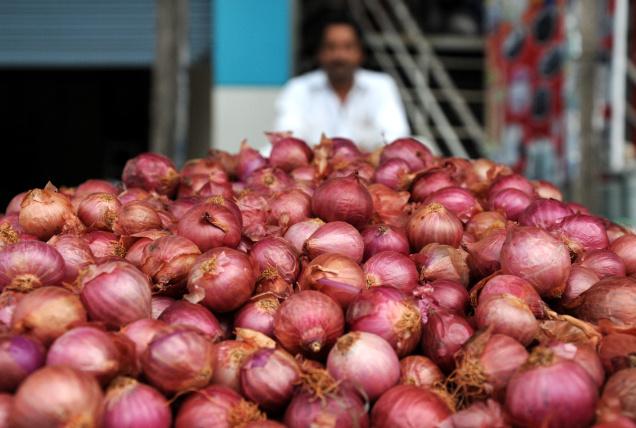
[273,69,410,151]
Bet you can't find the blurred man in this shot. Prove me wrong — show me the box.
[273,15,410,151]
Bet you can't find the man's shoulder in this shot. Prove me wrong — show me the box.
[357,69,397,88]
[285,70,326,89]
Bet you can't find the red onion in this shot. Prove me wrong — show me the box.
[306,221,364,262]
[475,294,538,345]
[597,368,636,424]
[240,347,300,410]
[181,157,228,181]
[211,340,258,391]
[47,234,95,283]
[269,189,312,226]
[424,187,483,222]
[269,137,312,172]
[547,341,605,387]
[168,197,200,219]
[151,296,174,319]
[407,203,463,249]
[177,203,242,251]
[411,169,456,202]
[78,261,152,328]
[121,318,169,366]
[245,167,293,196]
[452,329,529,402]
[0,334,45,392]
[488,173,535,198]
[331,136,363,160]
[175,385,264,428]
[158,300,223,340]
[425,279,469,313]
[412,243,470,287]
[103,377,171,428]
[347,286,422,356]
[10,366,103,428]
[399,355,444,388]
[139,235,200,291]
[568,201,591,215]
[249,237,299,282]
[489,188,533,221]
[572,276,636,330]
[329,160,375,182]
[237,142,268,181]
[84,230,128,259]
[75,179,118,199]
[0,241,64,291]
[465,228,506,278]
[611,234,636,275]
[519,198,574,229]
[327,331,400,400]
[290,165,316,182]
[371,384,452,428]
[122,152,180,196]
[312,175,373,229]
[299,253,365,307]
[607,223,631,244]
[562,265,600,305]
[368,183,411,224]
[234,296,279,337]
[78,192,121,231]
[551,214,609,255]
[534,179,564,200]
[19,184,84,240]
[6,192,27,215]
[0,290,21,328]
[579,249,626,278]
[46,326,134,385]
[363,250,419,292]
[118,187,152,205]
[11,286,86,345]
[142,326,215,394]
[439,399,510,428]
[114,201,162,235]
[465,211,507,240]
[599,333,636,375]
[0,393,10,428]
[274,290,344,357]
[187,247,256,312]
[361,224,409,259]
[500,226,571,298]
[374,158,412,190]
[475,274,545,318]
[505,347,598,428]
[177,174,233,199]
[283,218,324,253]
[380,137,434,171]
[421,309,474,372]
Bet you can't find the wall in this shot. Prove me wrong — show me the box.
[211,0,293,153]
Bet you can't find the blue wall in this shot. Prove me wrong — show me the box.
[213,0,291,85]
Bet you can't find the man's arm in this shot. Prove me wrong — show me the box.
[273,79,305,134]
[375,76,411,142]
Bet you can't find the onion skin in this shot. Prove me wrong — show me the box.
[489,173,535,198]
[475,294,538,346]
[139,236,201,291]
[269,189,312,226]
[233,297,279,337]
[0,290,22,328]
[0,393,11,428]
[0,334,46,392]
[327,331,400,400]
[597,367,636,424]
[114,201,163,236]
[361,224,409,259]
[399,355,444,388]
[572,276,636,330]
[6,192,27,215]
[312,175,373,229]
[11,286,87,346]
[489,188,533,221]
[611,234,636,275]
[465,211,507,240]
[519,198,574,229]
[0,240,64,291]
[283,218,324,253]
[579,249,626,279]
[439,399,510,428]
[269,137,312,172]
[10,366,104,428]
[506,347,598,428]
[78,192,121,231]
[548,341,605,388]
[407,203,463,249]
[411,169,457,202]
[177,203,242,252]
[237,141,267,181]
[122,152,180,196]
[151,296,174,319]
[249,237,299,282]
[371,384,452,428]
[103,377,172,428]
[374,158,412,190]
[562,265,600,306]
[475,274,545,318]
[305,221,364,262]
[424,187,483,222]
[211,340,258,391]
[47,234,95,283]
[19,185,83,240]
[412,243,470,287]
[599,333,636,375]
[274,290,344,357]
[418,280,469,314]
[158,300,223,340]
[551,214,609,254]
[464,228,506,278]
[121,318,170,367]
[186,247,256,313]
[380,137,434,171]
[421,309,474,372]
[364,250,419,292]
[299,253,365,308]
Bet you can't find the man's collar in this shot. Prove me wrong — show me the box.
[309,69,366,92]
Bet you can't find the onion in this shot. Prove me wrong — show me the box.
[547,341,605,387]
[151,296,174,319]
[122,152,179,196]
[407,203,463,249]
[611,234,636,275]
[142,326,215,394]
[0,393,11,428]
[10,366,103,428]
[475,274,545,318]
[412,243,470,287]
[331,136,363,161]
[249,237,299,282]
[46,326,134,385]
[0,334,45,392]
[551,214,609,254]
[363,250,419,292]
[305,221,364,262]
[465,211,506,240]
[237,141,268,181]
[240,347,300,410]
[269,137,312,172]
[177,203,242,251]
[121,318,169,366]
[500,226,571,298]
[579,249,626,278]
[423,279,469,314]
[607,223,631,244]
[282,218,324,253]
[452,329,529,402]
[211,340,258,391]
[186,247,256,313]
[399,355,444,388]
[19,183,83,240]
[181,158,228,181]
[312,175,373,229]
[519,198,574,229]
[505,346,599,428]
[168,197,200,219]
[269,189,312,226]
[118,187,152,205]
[374,158,412,190]
[102,377,171,428]
[534,179,563,200]
[329,160,375,182]
[421,309,474,372]
[411,169,456,202]
[368,184,411,227]
[572,276,636,330]
[380,137,434,171]
[6,192,27,215]
[11,286,86,345]
[78,192,121,231]
[178,175,233,199]
[274,290,344,357]
[139,235,200,292]
[361,224,409,259]
[158,300,223,340]
[78,261,152,328]
[84,230,128,259]
[489,173,535,198]
[254,272,293,299]
[489,188,533,221]
[424,187,483,222]
[48,234,95,283]
[114,201,162,235]
[371,384,452,428]
[0,241,64,291]
[464,228,506,278]
[0,290,22,328]
[597,367,636,424]
[299,253,365,307]
[327,331,400,400]
[245,167,293,195]
[562,265,600,305]
[439,399,509,428]
[599,333,636,375]
[175,385,264,428]
[475,294,538,345]
[234,296,280,337]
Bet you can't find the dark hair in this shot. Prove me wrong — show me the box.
[318,12,364,47]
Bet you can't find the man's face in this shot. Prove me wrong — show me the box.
[318,24,363,83]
